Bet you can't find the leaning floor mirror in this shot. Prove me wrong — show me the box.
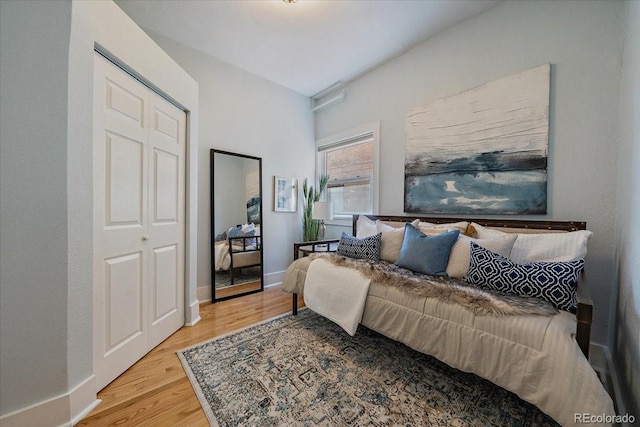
[210,149,264,302]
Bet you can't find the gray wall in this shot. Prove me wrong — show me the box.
[1,0,200,421]
[315,0,625,345]
[0,0,73,413]
[614,0,640,416]
[146,33,316,294]
[213,154,254,234]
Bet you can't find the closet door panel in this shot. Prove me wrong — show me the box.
[94,54,149,390]
[105,252,144,351]
[147,91,185,349]
[153,149,179,223]
[152,244,179,321]
[105,133,145,227]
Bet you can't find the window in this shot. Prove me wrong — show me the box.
[316,122,380,221]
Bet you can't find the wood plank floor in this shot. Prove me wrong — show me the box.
[78,285,305,427]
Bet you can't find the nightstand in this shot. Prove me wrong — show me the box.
[291,239,339,315]
[293,240,339,260]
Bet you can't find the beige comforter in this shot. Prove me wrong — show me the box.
[282,257,615,427]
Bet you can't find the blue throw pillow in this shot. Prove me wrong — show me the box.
[395,224,459,276]
[228,226,242,238]
[228,225,256,245]
[465,242,584,313]
[337,232,382,262]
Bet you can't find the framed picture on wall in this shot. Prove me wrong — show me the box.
[274,176,298,212]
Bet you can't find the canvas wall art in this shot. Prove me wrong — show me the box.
[245,168,261,223]
[404,64,550,215]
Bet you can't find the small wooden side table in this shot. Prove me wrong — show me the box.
[293,239,340,260]
[291,239,339,314]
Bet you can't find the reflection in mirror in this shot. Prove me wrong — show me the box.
[211,149,264,302]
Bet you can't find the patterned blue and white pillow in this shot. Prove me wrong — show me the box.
[465,242,584,313]
[337,232,382,262]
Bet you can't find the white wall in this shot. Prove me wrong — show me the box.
[0,0,73,414]
[614,0,640,416]
[315,0,625,345]
[145,32,316,296]
[0,0,199,424]
[213,153,256,233]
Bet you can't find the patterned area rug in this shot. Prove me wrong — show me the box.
[178,309,558,426]
[214,269,260,289]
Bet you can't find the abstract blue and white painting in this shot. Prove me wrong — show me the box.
[405,64,550,215]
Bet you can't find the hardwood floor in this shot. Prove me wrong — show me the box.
[78,285,305,426]
[215,280,262,299]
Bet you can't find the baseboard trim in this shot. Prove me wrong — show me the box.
[70,399,102,426]
[185,315,201,327]
[589,342,608,373]
[197,270,286,303]
[0,375,99,427]
[591,343,632,425]
[608,359,631,425]
[197,285,211,304]
[265,270,285,287]
[185,298,201,326]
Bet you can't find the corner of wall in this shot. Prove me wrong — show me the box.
[591,343,637,426]
[0,375,100,427]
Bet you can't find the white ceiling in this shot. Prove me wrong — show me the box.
[115,0,501,97]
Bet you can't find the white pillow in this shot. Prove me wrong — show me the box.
[356,215,377,238]
[469,222,512,239]
[419,221,469,234]
[510,230,593,263]
[240,223,256,233]
[470,222,593,263]
[376,219,420,262]
[446,234,517,278]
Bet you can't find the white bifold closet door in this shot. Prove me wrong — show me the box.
[93,52,185,391]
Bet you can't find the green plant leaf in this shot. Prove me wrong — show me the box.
[301,175,329,241]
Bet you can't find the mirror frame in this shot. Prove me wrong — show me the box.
[210,149,264,302]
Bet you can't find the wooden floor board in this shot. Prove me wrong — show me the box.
[78,285,304,426]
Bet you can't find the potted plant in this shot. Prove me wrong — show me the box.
[301,175,329,241]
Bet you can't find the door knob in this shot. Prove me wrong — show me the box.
[142,235,149,242]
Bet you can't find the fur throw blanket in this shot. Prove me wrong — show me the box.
[310,254,557,317]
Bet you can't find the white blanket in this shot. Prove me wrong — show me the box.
[303,258,371,336]
[214,241,230,271]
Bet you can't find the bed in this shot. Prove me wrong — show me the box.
[283,214,615,427]
[214,224,261,286]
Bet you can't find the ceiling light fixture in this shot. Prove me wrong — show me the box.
[282,0,298,3]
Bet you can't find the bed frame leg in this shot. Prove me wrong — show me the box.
[292,293,298,315]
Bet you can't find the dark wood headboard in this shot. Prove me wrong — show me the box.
[353,214,586,234]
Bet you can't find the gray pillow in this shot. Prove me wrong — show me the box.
[395,224,459,276]
[337,232,382,262]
